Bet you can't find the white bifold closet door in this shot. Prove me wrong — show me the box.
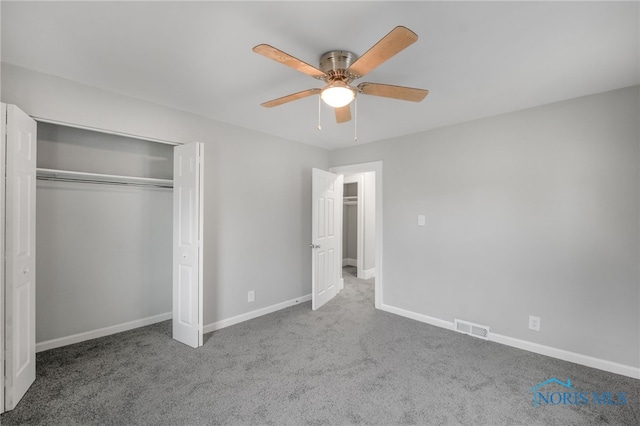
[172,142,204,348]
[311,168,343,310]
[1,104,37,413]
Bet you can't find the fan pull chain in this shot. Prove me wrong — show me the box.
[317,96,322,130]
[354,97,358,142]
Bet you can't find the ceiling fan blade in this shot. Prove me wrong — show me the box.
[335,105,352,123]
[358,82,429,102]
[348,26,418,77]
[261,88,321,108]
[253,44,325,79]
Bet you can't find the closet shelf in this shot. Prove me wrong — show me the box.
[36,168,173,188]
[343,195,358,205]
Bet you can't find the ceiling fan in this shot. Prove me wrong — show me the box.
[253,26,429,124]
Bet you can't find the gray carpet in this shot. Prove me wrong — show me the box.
[1,267,638,425]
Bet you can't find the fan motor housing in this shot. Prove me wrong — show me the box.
[320,51,358,82]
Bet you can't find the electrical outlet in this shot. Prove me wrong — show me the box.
[248,290,255,303]
[529,315,541,331]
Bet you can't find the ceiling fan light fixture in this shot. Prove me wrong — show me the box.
[320,82,356,108]
[254,27,427,124]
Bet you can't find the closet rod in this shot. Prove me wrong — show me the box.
[32,116,182,146]
[36,168,173,189]
[36,176,172,189]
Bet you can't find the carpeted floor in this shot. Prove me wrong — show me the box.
[1,267,638,425]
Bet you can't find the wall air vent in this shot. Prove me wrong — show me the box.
[454,319,490,340]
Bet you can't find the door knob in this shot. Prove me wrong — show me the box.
[309,244,321,249]
[23,267,29,274]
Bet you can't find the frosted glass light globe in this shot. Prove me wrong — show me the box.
[321,83,355,108]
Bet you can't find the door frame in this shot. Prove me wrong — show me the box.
[1,103,6,413]
[330,161,383,309]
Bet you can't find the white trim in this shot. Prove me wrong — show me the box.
[1,103,6,414]
[361,268,376,279]
[32,116,182,146]
[35,312,172,353]
[380,303,454,331]
[381,303,640,380]
[203,294,312,334]
[490,333,640,379]
[197,143,205,346]
[342,258,357,267]
[330,161,383,309]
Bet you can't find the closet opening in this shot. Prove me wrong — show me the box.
[331,162,382,308]
[35,121,175,351]
[342,180,359,278]
[341,172,375,282]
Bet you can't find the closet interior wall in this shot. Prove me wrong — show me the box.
[343,183,358,266]
[36,122,174,349]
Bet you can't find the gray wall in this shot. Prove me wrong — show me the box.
[330,86,640,368]
[36,181,172,342]
[344,182,357,197]
[3,63,329,341]
[344,204,357,260]
[38,122,174,179]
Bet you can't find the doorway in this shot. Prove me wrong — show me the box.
[341,173,376,280]
[331,162,383,309]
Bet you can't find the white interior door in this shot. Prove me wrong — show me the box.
[311,168,343,310]
[4,104,37,411]
[172,142,204,348]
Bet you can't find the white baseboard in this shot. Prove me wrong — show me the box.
[380,303,454,331]
[36,294,314,352]
[203,294,312,334]
[36,312,172,353]
[342,258,357,267]
[361,268,375,279]
[380,303,640,380]
[490,333,640,379]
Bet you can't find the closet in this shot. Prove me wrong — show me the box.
[35,122,175,349]
[34,121,204,350]
[343,182,358,271]
[2,104,205,412]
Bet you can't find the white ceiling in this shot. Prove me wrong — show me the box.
[2,1,638,150]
